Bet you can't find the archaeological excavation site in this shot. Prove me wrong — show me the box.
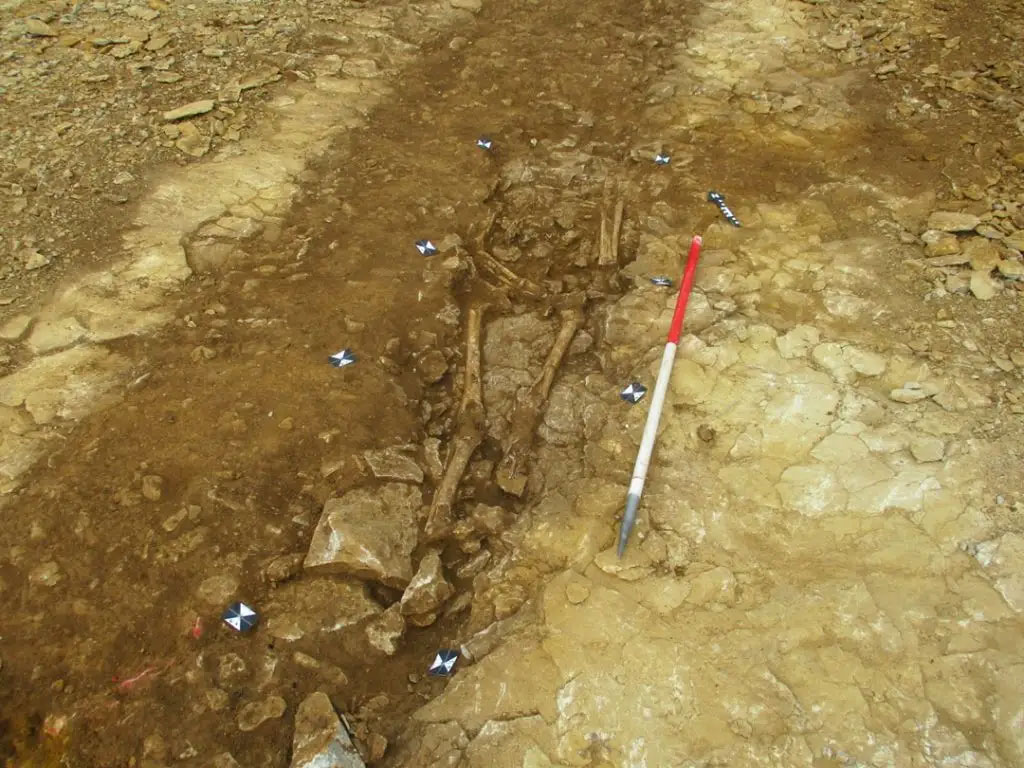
[1,0,1023,765]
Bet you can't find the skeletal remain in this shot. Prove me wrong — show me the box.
[597,199,624,266]
[495,308,582,496]
[425,305,487,541]
[476,251,543,298]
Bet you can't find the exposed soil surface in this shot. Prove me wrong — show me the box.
[1,0,1022,766]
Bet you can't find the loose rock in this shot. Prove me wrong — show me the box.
[400,551,454,620]
[237,696,287,732]
[25,18,57,37]
[890,383,928,404]
[263,553,303,584]
[304,484,421,588]
[363,448,424,483]
[196,574,240,605]
[141,474,164,501]
[417,349,449,384]
[926,211,981,233]
[293,652,349,687]
[290,692,365,768]
[969,271,998,300]
[23,250,51,271]
[176,123,211,157]
[365,604,406,656]
[163,100,216,122]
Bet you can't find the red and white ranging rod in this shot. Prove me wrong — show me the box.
[617,235,704,557]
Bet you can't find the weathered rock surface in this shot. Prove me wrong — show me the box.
[290,692,365,768]
[304,484,421,588]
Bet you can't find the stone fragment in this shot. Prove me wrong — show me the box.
[844,346,886,376]
[217,653,248,688]
[125,6,160,20]
[263,553,303,584]
[926,211,980,233]
[890,384,928,403]
[176,123,210,157]
[363,448,423,483]
[264,579,378,641]
[237,696,286,732]
[910,436,945,463]
[456,550,490,579]
[292,653,348,687]
[565,579,591,605]
[210,753,240,768]
[366,734,388,762]
[141,474,163,501]
[239,67,282,92]
[110,41,141,58]
[24,250,51,270]
[922,230,960,258]
[365,604,406,655]
[0,315,32,341]
[304,484,421,588]
[25,18,57,37]
[417,349,449,384]
[342,59,380,78]
[291,692,365,768]
[400,551,453,619]
[594,545,655,581]
[450,0,483,11]
[821,33,849,50]
[1005,231,1024,252]
[998,260,1024,280]
[964,238,1002,271]
[926,254,969,267]
[163,100,216,122]
[28,561,61,586]
[206,690,230,712]
[196,574,239,606]
[969,270,998,300]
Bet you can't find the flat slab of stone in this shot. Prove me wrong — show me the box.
[304,484,421,588]
[163,99,216,122]
[263,578,379,641]
[925,211,980,233]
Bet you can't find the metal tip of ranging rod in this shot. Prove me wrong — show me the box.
[617,493,641,557]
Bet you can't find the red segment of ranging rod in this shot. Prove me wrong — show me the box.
[667,236,704,344]
[618,235,704,556]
